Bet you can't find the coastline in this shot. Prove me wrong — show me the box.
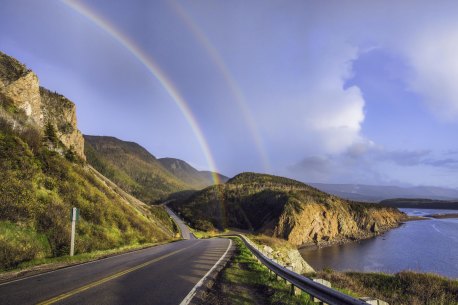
[298,219,406,251]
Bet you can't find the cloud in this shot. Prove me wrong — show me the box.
[402,24,458,120]
[289,139,458,185]
[375,150,431,167]
[290,156,332,181]
[255,38,366,160]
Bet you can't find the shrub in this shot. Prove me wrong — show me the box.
[0,221,51,270]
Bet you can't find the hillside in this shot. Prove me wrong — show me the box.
[158,157,228,188]
[85,136,226,203]
[0,51,176,270]
[170,172,406,247]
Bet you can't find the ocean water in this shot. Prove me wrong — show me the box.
[299,208,458,279]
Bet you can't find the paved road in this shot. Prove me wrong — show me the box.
[0,238,231,305]
[165,206,194,240]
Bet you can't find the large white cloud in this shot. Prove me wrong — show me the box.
[402,25,458,120]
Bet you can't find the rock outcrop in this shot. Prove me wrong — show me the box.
[171,172,407,247]
[0,51,85,159]
[40,88,84,159]
[274,201,403,246]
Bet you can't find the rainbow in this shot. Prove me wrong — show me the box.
[170,1,271,172]
[61,0,222,184]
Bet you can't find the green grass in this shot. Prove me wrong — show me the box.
[202,237,314,305]
[309,269,458,305]
[0,110,176,270]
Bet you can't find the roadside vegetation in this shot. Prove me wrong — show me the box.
[308,269,458,305]
[201,237,314,305]
[0,101,176,271]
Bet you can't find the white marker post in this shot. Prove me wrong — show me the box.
[70,207,79,256]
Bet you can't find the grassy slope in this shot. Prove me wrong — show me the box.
[312,270,458,305]
[201,237,314,305]
[158,157,228,189]
[0,129,175,269]
[84,135,191,204]
[0,97,176,271]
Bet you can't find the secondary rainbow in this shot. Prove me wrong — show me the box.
[62,0,221,184]
[170,1,271,172]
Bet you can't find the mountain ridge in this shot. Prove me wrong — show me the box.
[84,135,227,203]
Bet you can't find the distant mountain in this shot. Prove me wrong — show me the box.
[170,172,405,247]
[310,183,458,202]
[84,136,226,203]
[158,158,228,188]
[380,198,458,210]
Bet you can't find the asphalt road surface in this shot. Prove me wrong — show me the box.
[165,206,194,240]
[0,238,231,305]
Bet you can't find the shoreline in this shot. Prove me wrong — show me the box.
[425,213,458,219]
[298,220,405,251]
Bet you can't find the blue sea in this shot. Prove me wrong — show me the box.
[300,208,458,279]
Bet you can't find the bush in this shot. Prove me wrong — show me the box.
[0,221,51,270]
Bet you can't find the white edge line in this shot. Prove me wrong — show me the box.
[0,240,184,287]
[179,239,233,305]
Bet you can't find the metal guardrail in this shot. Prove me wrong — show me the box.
[232,234,369,305]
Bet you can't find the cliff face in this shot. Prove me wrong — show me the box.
[274,200,404,246]
[40,88,84,159]
[171,172,407,247]
[0,51,85,159]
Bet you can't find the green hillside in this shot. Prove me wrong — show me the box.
[170,172,406,246]
[85,136,227,204]
[84,136,193,203]
[0,52,176,270]
[158,157,228,188]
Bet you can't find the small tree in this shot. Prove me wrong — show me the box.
[44,122,58,145]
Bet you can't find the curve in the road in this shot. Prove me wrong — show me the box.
[165,206,194,240]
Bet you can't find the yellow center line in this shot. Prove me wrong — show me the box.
[38,241,201,305]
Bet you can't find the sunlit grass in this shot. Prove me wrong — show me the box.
[204,237,315,305]
[307,269,458,305]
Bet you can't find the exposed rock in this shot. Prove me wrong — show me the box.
[0,71,42,126]
[275,201,403,247]
[251,236,315,274]
[40,88,85,159]
[263,245,273,254]
[0,51,85,160]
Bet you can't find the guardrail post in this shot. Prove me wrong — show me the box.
[312,279,331,305]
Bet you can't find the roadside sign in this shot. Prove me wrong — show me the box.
[70,207,79,256]
[70,208,80,222]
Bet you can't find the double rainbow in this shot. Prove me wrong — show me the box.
[62,0,271,184]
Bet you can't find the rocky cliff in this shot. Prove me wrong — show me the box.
[0,51,84,159]
[171,172,407,247]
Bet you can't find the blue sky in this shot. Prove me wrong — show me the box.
[2,0,458,188]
